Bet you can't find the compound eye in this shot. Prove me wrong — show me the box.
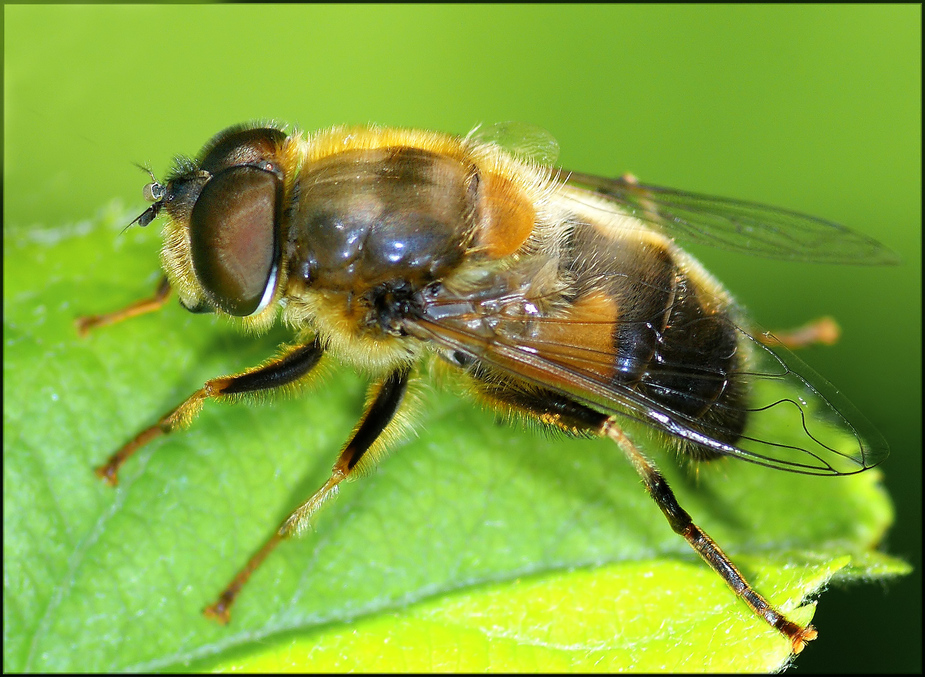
[190,166,280,316]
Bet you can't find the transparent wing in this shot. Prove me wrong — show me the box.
[409,284,888,476]
[562,171,899,265]
[470,121,896,264]
[468,121,561,167]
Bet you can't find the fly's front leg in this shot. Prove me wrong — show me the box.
[76,275,172,337]
[96,338,325,485]
[601,419,818,654]
[204,366,413,624]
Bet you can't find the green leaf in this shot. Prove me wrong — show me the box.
[3,209,907,673]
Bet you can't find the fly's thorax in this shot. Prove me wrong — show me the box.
[284,147,476,294]
[277,132,555,346]
[283,142,546,290]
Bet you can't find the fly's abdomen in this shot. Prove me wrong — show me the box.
[566,221,749,448]
[634,275,748,448]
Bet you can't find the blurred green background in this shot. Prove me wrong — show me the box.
[5,5,919,672]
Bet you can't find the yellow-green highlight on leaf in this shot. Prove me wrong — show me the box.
[217,551,908,673]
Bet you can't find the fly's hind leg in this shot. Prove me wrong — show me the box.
[470,372,816,654]
[204,366,413,624]
[601,420,817,654]
[758,316,840,349]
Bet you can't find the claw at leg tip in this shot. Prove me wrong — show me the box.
[203,601,232,625]
[791,625,818,654]
[95,465,119,487]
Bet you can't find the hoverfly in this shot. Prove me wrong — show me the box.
[77,121,894,654]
